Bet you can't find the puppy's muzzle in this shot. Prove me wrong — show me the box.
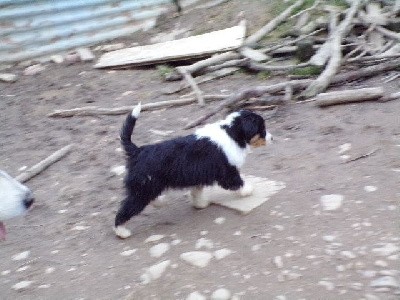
[23,192,34,209]
[250,132,273,147]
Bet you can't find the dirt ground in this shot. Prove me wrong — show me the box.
[1,1,399,299]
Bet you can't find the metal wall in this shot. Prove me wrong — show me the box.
[0,0,175,64]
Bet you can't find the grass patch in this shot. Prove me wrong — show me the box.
[290,65,323,76]
[257,71,272,80]
[156,65,175,79]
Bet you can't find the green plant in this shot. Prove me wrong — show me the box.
[290,65,322,76]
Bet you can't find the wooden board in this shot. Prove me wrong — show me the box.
[94,22,246,68]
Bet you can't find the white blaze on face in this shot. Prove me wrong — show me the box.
[0,171,31,221]
[266,132,273,142]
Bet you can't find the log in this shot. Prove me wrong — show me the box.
[315,87,384,107]
[48,95,228,118]
[245,0,305,46]
[301,0,362,98]
[16,144,73,183]
[176,67,205,105]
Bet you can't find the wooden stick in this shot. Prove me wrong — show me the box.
[181,51,240,75]
[375,25,400,41]
[378,91,400,102]
[301,0,361,98]
[244,61,311,72]
[48,95,228,118]
[245,0,305,46]
[16,144,73,183]
[315,87,384,107]
[176,67,205,106]
[289,0,320,20]
[345,148,379,163]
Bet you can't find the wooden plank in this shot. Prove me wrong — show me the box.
[94,22,246,68]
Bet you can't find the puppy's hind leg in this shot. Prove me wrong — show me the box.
[190,186,209,209]
[114,195,149,239]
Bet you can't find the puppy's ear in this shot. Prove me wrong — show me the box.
[239,111,266,143]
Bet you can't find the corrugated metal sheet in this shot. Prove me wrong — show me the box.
[0,0,174,64]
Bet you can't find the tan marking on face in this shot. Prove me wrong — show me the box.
[250,134,266,147]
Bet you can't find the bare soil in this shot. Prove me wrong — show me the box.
[1,1,399,299]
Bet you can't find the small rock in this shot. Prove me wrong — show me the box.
[274,296,286,300]
[364,294,380,300]
[180,251,212,268]
[149,243,170,258]
[0,73,18,82]
[110,165,126,176]
[12,281,33,290]
[273,256,283,269]
[65,52,81,64]
[12,251,30,261]
[45,267,55,274]
[374,260,388,267]
[1,270,11,276]
[38,284,51,289]
[120,249,137,256]
[338,143,351,154]
[323,235,336,242]
[321,194,343,211]
[195,238,214,249]
[211,288,231,300]
[214,217,226,224]
[372,243,399,256]
[370,276,400,289]
[50,55,64,64]
[340,251,356,259]
[186,291,206,300]
[318,280,335,291]
[76,48,95,61]
[23,64,45,76]
[349,282,363,290]
[144,234,165,243]
[71,225,90,231]
[364,186,377,192]
[214,249,233,260]
[140,260,170,284]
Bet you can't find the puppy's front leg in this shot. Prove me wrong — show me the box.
[190,186,209,209]
[218,167,253,197]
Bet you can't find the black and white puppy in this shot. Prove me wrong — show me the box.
[0,170,34,240]
[114,104,272,238]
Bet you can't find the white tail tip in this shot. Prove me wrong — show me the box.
[131,102,141,118]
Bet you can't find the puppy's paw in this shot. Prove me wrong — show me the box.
[114,226,132,239]
[237,182,253,197]
[152,195,167,208]
[192,198,210,209]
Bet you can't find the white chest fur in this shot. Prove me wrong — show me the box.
[195,123,249,168]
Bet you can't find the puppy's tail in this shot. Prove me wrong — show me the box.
[120,103,141,155]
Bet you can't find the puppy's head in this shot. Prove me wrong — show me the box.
[223,110,272,148]
[0,170,34,240]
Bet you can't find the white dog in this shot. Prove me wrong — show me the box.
[0,170,34,240]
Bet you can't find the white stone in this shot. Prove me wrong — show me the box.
[50,55,64,64]
[38,284,51,289]
[16,266,30,272]
[195,238,214,249]
[77,48,95,61]
[171,239,182,246]
[0,73,18,82]
[374,260,388,267]
[273,256,283,269]
[186,291,206,300]
[110,165,126,176]
[318,280,335,291]
[205,176,286,214]
[12,251,30,261]
[45,267,55,274]
[72,225,90,231]
[214,217,226,224]
[180,251,212,268]
[149,243,170,258]
[275,296,286,300]
[211,288,231,300]
[320,194,344,211]
[12,281,33,290]
[338,143,351,154]
[364,186,377,192]
[214,248,233,260]
[1,270,11,276]
[322,235,336,242]
[144,234,165,243]
[364,294,380,300]
[340,251,356,259]
[120,249,137,256]
[23,64,45,75]
[370,276,400,288]
[140,260,170,284]
[372,243,399,256]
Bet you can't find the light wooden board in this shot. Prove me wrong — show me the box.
[94,22,246,68]
[204,175,286,214]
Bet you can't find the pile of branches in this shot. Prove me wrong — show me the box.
[49,0,400,128]
[165,0,400,128]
